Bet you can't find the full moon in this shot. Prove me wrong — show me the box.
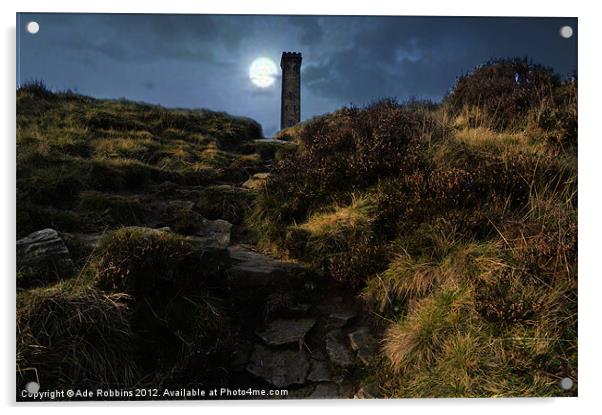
[249,57,277,88]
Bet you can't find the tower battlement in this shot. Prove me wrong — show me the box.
[280,51,302,130]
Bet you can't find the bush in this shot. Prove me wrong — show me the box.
[17,80,55,100]
[252,100,446,239]
[284,197,384,288]
[446,58,560,130]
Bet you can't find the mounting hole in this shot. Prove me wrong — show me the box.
[559,377,574,390]
[560,26,573,39]
[26,21,40,34]
[25,381,40,394]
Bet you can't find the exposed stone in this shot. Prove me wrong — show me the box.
[226,245,303,293]
[62,231,105,250]
[328,309,357,329]
[348,328,377,352]
[348,328,378,366]
[242,172,270,190]
[354,383,382,399]
[256,318,316,346]
[194,218,232,248]
[246,344,310,388]
[308,358,341,383]
[325,330,355,368]
[17,229,74,287]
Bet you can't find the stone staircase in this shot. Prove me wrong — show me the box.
[224,245,379,399]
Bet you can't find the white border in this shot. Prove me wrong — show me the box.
[2,1,599,414]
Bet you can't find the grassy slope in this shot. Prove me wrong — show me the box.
[16,82,271,238]
[250,67,577,397]
[16,83,279,392]
[17,59,578,398]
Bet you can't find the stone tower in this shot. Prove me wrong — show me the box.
[280,52,302,130]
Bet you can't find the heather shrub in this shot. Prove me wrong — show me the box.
[446,58,560,130]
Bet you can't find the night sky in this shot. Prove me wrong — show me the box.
[17,14,577,136]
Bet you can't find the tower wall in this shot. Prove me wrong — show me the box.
[280,52,302,130]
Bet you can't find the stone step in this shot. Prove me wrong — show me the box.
[245,343,310,388]
[325,330,356,368]
[256,318,316,346]
[226,245,305,292]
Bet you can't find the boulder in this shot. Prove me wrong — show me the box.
[226,245,303,294]
[256,318,316,346]
[348,328,377,352]
[242,172,270,190]
[198,218,232,247]
[246,344,310,388]
[325,330,355,368]
[17,229,74,287]
[308,357,341,383]
[348,328,378,365]
[354,383,382,399]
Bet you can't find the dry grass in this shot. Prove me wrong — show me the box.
[298,196,374,237]
[17,281,137,390]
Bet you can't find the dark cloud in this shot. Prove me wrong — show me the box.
[301,16,577,104]
[17,14,577,136]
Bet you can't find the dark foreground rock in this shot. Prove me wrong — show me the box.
[226,245,307,297]
[246,343,310,387]
[325,330,356,368]
[242,172,270,190]
[17,228,74,287]
[256,318,316,346]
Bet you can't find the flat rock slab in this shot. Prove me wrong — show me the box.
[226,245,303,291]
[325,330,355,368]
[17,228,74,285]
[246,344,310,388]
[227,247,284,290]
[308,358,341,383]
[328,309,357,329]
[348,328,378,365]
[256,318,316,346]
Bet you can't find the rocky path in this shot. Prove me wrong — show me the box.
[223,244,379,398]
[17,172,381,399]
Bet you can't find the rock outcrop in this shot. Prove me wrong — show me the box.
[256,318,316,347]
[242,173,270,190]
[246,344,310,388]
[17,228,74,287]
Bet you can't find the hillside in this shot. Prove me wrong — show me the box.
[16,58,577,399]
